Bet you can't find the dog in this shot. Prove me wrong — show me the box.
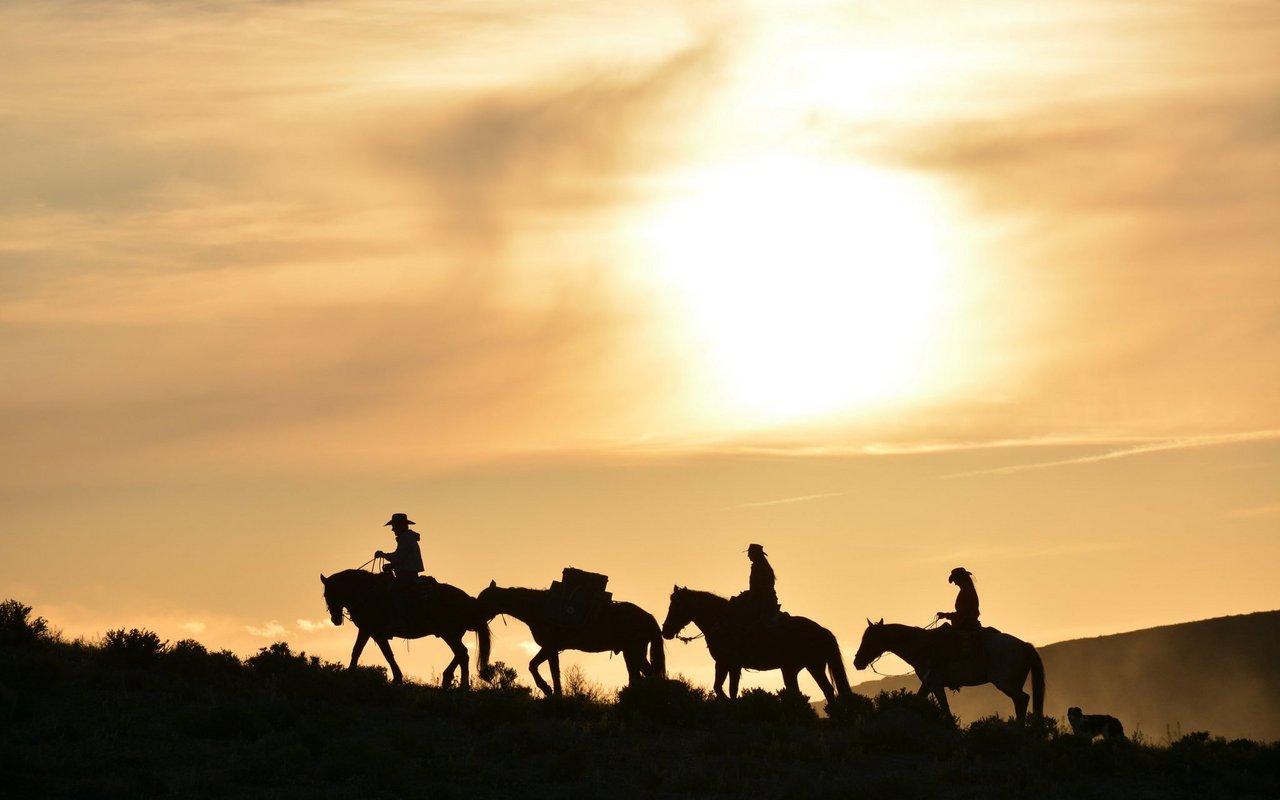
[1067,706,1125,740]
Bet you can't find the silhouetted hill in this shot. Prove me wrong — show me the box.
[852,610,1280,742]
[3,599,1278,798]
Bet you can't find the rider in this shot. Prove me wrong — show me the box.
[936,566,981,662]
[735,543,781,626]
[375,513,425,628]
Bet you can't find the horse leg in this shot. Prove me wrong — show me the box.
[528,649,555,697]
[374,637,403,685]
[729,668,741,699]
[442,636,469,689]
[623,647,644,685]
[549,650,562,696]
[783,668,800,694]
[809,665,836,705]
[713,663,729,700]
[348,629,370,670]
[932,685,953,717]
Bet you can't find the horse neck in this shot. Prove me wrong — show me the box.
[681,590,731,628]
[880,624,935,669]
[327,570,380,616]
[490,587,547,624]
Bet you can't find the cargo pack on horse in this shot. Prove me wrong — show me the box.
[320,569,490,687]
[852,618,1045,720]
[477,570,665,697]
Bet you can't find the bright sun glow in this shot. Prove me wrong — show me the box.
[642,154,953,424]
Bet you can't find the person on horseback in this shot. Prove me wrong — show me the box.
[935,566,982,665]
[732,543,781,627]
[375,512,424,629]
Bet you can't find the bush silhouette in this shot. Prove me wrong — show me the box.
[0,599,51,645]
[100,627,167,668]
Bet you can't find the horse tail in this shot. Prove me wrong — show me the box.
[649,621,667,679]
[827,634,852,696]
[475,619,492,676]
[1027,644,1045,717]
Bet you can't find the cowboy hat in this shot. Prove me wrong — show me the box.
[384,513,416,526]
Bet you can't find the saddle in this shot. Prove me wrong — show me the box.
[549,567,612,628]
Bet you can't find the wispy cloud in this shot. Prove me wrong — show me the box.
[179,621,206,635]
[1223,504,1280,521]
[295,618,331,633]
[733,491,847,509]
[944,431,1280,479]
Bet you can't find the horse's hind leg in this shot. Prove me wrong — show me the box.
[808,665,835,704]
[374,637,404,685]
[729,668,741,699]
[443,636,470,689]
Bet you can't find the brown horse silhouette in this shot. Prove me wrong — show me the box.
[852,619,1045,719]
[477,581,665,697]
[321,569,490,687]
[661,586,851,704]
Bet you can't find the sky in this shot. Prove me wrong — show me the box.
[2,0,1277,692]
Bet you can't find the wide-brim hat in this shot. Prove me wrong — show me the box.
[385,513,416,527]
[746,543,767,556]
[948,566,973,583]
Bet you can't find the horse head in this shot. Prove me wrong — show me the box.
[320,572,344,627]
[661,585,693,640]
[852,618,887,670]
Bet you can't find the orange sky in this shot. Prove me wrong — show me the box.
[2,0,1277,691]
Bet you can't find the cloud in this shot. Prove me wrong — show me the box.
[179,621,207,635]
[733,491,847,509]
[295,618,331,633]
[245,620,289,638]
[943,430,1280,479]
[1224,504,1280,521]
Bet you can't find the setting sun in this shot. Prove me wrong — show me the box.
[641,155,954,423]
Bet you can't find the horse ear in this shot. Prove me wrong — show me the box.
[877,617,884,626]
[488,579,497,589]
[320,573,328,584]
[866,617,872,626]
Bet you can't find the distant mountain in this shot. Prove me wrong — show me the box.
[848,610,1280,742]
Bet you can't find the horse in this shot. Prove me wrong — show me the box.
[852,618,1045,720]
[476,581,665,697]
[320,569,491,688]
[661,586,851,704]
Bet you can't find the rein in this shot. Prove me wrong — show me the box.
[675,632,704,644]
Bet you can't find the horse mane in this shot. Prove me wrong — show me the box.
[675,587,730,604]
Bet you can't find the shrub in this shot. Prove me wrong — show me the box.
[0,599,51,645]
[615,675,712,725]
[824,692,875,726]
[477,660,523,692]
[563,665,608,703]
[100,627,167,668]
[730,688,819,726]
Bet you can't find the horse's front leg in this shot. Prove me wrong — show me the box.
[713,662,729,700]
[920,679,952,717]
[528,648,555,697]
[782,668,800,695]
[374,636,404,685]
[349,629,370,670]
[729,667,741,699]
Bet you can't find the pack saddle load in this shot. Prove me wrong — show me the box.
[549,567,611,627]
